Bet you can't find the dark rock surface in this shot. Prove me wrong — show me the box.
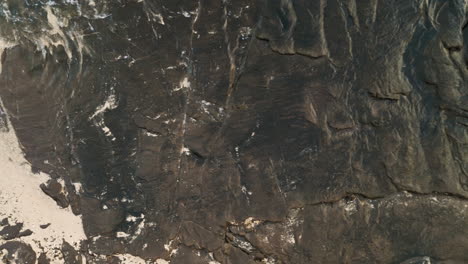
[40,223,51,229]
[0,218,8,226]
[0,223,23,241]
[61,241,83,264]
[0,241,37,264]
[18,229,33,238]
[0,0,467,263]
[40,179,70,208]
[38,253,51,264]
[0,221,34,241]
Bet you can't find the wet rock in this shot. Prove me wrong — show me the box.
[223,244,256,264]
[0,241,36,264]
[0,106,8,132]
[0,223,23,240]
[400,256,434,264]
[80,197,125,236]
[18,229,33,238]
[0,218,8,226]
[0,0,467,263]
[37,253,51,264]
[68,189,82,215]
[61,241,82,264]
[170,245,215,264]
[40,179,69,208]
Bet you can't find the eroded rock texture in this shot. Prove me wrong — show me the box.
[0,0,467,263]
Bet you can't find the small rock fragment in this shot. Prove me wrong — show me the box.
[40,223,51,229]
[40,179,69,208]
